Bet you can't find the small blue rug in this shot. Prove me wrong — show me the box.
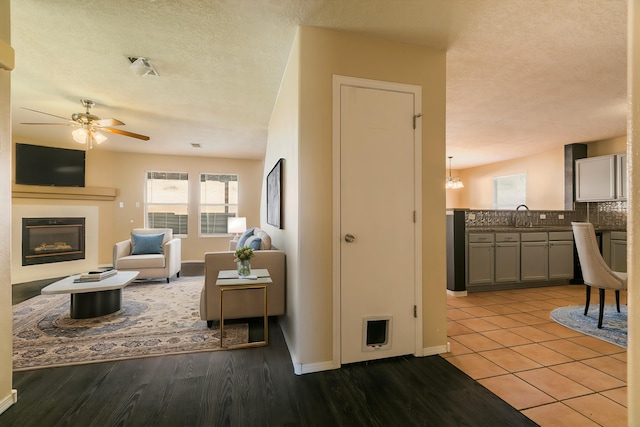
[550,304,627,348]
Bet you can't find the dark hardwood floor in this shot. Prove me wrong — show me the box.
[3,319,535,427]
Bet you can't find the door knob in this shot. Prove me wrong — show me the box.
[345,234,356,243]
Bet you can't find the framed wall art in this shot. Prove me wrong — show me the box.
[266,158,283,228]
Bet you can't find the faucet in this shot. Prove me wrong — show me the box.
[515,204,532,227]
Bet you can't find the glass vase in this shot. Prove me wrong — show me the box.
[237,259,251,277]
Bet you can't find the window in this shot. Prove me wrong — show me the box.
[200,174,238,235]
[145,171,189,235]
[493,173,526,209]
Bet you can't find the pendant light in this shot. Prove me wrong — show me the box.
[445,156,464,189]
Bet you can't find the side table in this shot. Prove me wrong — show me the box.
[216,268,272,348]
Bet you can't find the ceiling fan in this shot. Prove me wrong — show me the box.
[21,99,150,149]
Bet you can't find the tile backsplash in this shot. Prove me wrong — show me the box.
[464,201,627,229]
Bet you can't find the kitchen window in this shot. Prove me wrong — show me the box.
[493,173,526,210]
[200,174,239,235]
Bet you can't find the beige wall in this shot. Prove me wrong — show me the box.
[11,140,263,268]
[0,0,16,414]
[451,148,565,210]
[264,31,300,360]
[446,136,628,211]
[587,135,627,157]
[628,0,639,423]
[268,26,447,369]
[109,152,263,261]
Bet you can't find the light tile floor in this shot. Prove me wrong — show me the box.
[442,285,627,427]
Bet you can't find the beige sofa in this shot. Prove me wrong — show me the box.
[200,229,285,326]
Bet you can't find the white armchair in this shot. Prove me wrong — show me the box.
[113,228,182,283]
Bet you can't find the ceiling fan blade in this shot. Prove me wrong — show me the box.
[95,118,125,127]
[21,107,70,122]
[20,122,75,126]
[101,127,150,141]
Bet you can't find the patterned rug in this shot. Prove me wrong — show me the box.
[550,304,627,348]
[13,276,247,371]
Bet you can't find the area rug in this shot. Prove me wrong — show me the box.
[550,304,627,348]
[13,276,247,371]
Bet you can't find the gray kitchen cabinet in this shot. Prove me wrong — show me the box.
[467,234,494,287]
[548,232,574,280]
[602,231,627,272]
[520,233,548,281]
[610,231,627,272]
[575,155,616,202]
[495,233,520,283]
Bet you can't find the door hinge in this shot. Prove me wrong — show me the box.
[413,305,417,318]
[413,113,423,129]
[413,211,416,223]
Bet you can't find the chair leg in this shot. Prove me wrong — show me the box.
[166,277,170,284]
[598,288,605,329]
[615,290,621,312]
[584,285,591,316]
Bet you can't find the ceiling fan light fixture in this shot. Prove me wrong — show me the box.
[92,130,107,144]
[445,156,464,189]
[128,56,159,77]
[72,127,107,149]
[72,127,88,144]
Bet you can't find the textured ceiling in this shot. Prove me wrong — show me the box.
[10,0,627,169]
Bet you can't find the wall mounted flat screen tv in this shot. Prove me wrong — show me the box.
[15,143,86,187]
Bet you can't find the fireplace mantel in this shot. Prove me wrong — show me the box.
[12,184,117,201]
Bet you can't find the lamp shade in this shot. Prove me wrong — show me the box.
[72,128,88,144]
[227,217,247,235]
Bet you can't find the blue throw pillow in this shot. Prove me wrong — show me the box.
[131,233,165,255]
[236,227,255,248]
[247,237,262,250]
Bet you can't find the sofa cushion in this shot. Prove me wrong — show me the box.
[117,254,166,269]
[236,227,255,248]
[131,233,165,255]
[253,228,271,249]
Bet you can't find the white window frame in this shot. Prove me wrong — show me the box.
[199,173,239,237]
[144,171,189,236]
[493,173,527,210]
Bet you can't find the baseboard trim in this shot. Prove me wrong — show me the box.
[280,323,336,375]
[446,289,467,297]
[293,360,336,376]
[422,343,450,356]
[0,390,17,415]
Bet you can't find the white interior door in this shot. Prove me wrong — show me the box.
[339,82,418,364]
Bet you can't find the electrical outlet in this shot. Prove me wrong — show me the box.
[558,214,565,220]
[468,213,476,220]
[540,214,546,220]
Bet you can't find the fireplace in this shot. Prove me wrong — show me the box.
[22,217,85,266]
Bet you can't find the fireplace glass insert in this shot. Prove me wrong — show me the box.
[22,217,85,266]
